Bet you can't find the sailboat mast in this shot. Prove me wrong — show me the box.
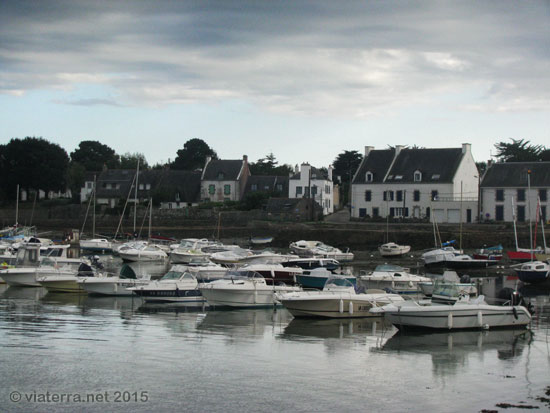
[527,170,533,261]
[512,196,519,250]
[133,158,140,235]
[148,198,152,240]
[459,181,463,251]
[539,197,547,253]
[15,184,19,227]
[92,174,96,238]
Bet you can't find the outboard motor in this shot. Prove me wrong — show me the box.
[89,255,104,270]
[460,274,471,283]
[77,262,95,277]
[497,288,534,313]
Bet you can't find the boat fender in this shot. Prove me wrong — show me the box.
[447,313,453,329]
[339,299,344,314]
[512,307,518,320]
[477,311,482,327]
[349,301,353,315]
[408,281,413,288]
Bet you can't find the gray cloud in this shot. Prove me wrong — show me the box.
[1,1,549,115]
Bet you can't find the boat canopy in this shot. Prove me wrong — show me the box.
[374,264,405,272]
[161,269,186,280]
[224,270,265,281]
[323,275,354,290]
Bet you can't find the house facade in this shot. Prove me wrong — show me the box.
[288,163,334,215]
[200,155,250,202]
[480,161,550,223]
[351,144,478,223]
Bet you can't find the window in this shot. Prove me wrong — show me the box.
[296,186,302,196]
[366,172,373,182]
[326,185,331,194]
[276,184,283,192]
[517,189,525,202]
[145,183,151,190]
[217,172,225,179]
[431,190,438,201]
[359,208,367,218]
[251,184,258,191]
[304,187,310,197]
[414,171,422,182]
[431,174,440,180]
[175,193,180,201]
[395,175,403,180]
[139,184,144,190]
[389,191,394,201]
[496,189,504,202]
[383,190,394,201]
[413,190,420,202]
[116,183,120,189]
[389,207,395,217]
[365,190,371,202]
[372,207,379,217]
[224,185,231,195]
[383,191,387,201]
[542,206,547,223]
[87,182,93,189]
[495,205,504,221]
[264,185,270,190]
[517,205,525,222]
[396,191,403,202]
[208,184,215,195]
[539,189,547,202]
[311,186,318,196]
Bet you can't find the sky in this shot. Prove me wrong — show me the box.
[1,1,549,168]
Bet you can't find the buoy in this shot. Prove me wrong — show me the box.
[477,311,483,327]
[339,299,344,313]
[447,312,453,329]
[349,301,354,315]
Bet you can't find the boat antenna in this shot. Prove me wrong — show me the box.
[81,183,94,236]
[511,196,519,251]
[15,184,19,228]
[92,174,96,238]
[148,198,152,240]
[538,196,547,254]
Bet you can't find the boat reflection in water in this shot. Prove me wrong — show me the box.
[380,329,533,375]
[281,317,394,340]
[1,285,48,301]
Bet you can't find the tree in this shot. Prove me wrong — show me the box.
[494,139,545,162]
[70,140,120,171]
[332,150,363,205]
[66,162,86,202]
[249,152,293,176]
[171,138,217,170]
[476,161,487,177]
[120,152,148,169]
[0,137,69,198]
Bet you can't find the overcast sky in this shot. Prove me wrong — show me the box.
[1,1,548,168]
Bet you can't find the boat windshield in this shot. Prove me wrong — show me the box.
[161,270,184,280]
[374,264,404,272]
[224,270,264,281]
[433,279,460,298]
[323,276,354,289]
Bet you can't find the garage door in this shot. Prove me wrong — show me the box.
[433,209,445,223]
[447,209,460,223]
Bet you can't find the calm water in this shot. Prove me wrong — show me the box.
[1,262,549,412]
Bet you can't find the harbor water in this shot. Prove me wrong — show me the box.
[0,258,549,412]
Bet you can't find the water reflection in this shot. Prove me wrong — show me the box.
[281,317,392,340]
[1,285,48,301]
[380,329,533,376]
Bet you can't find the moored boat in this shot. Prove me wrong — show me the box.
[514,260,550,285]
[358,264,430,294]
[296,268,356,289]
[378,242,411,258]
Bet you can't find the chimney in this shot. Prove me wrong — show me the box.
[294,164,299,174]
[328,165,333,181]
[395,145,405,155]
[462,143,471,154]
[365,146,374,157]
[243,154,248,163]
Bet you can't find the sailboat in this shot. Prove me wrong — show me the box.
[378,197,410,257]
[80,175,114,253]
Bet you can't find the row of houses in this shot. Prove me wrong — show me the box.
[78,144,549,224]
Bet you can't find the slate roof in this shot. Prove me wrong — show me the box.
[202,160,244,181]
[290,166,329,180]
[353,149,395,184]
[154,170,201,203]
[353,147,464,184]
[95,169,135,198]
[481,162,550,188]
[244,175,289,194]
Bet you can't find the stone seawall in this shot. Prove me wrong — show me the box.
[0,205,537,251]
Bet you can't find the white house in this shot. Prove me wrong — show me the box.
[480,161,549,223]
[288,163,334,215]
[351,144,479,223]
[200,155,250,202]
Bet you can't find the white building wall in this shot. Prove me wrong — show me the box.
[481,187,549,222]
[201,180,239,202]
[451,144,479,202]
[288,164,334,215]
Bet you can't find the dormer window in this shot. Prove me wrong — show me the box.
[387,175,393,180]
[217,172,225,179]
[366,171,373,182]
[395,175,403,180]
[414,170,422,182]
[431,174,440,181]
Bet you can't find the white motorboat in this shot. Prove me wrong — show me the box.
[237,250,294,265]
[77,265,149,296]
[209,247,253,264]
[79,238,113,253]
[421,247,462,266]
[37,261,102,293]
[289,240,354,262]
[128,266,205,304]
[378,242,411,257]
[118,243,168,262]
[170,241,210,264]
[0,244,86,287]
[277,276,405,318]
[370,294,532,330]
[178,259,228,282]
[237,263,302,285]
[199,270,301,308]
[281,257,340,271]
[358,264,430,294]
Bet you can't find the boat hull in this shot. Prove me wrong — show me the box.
[0,269,40,287]
[200,286,297,308]
[78,279,147,296]
[131,288,205,304]
[516,270,550,284]
[383,305,531,330]
[38,278,85,293]
[281,297,377,318]
[296,274,356,289]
